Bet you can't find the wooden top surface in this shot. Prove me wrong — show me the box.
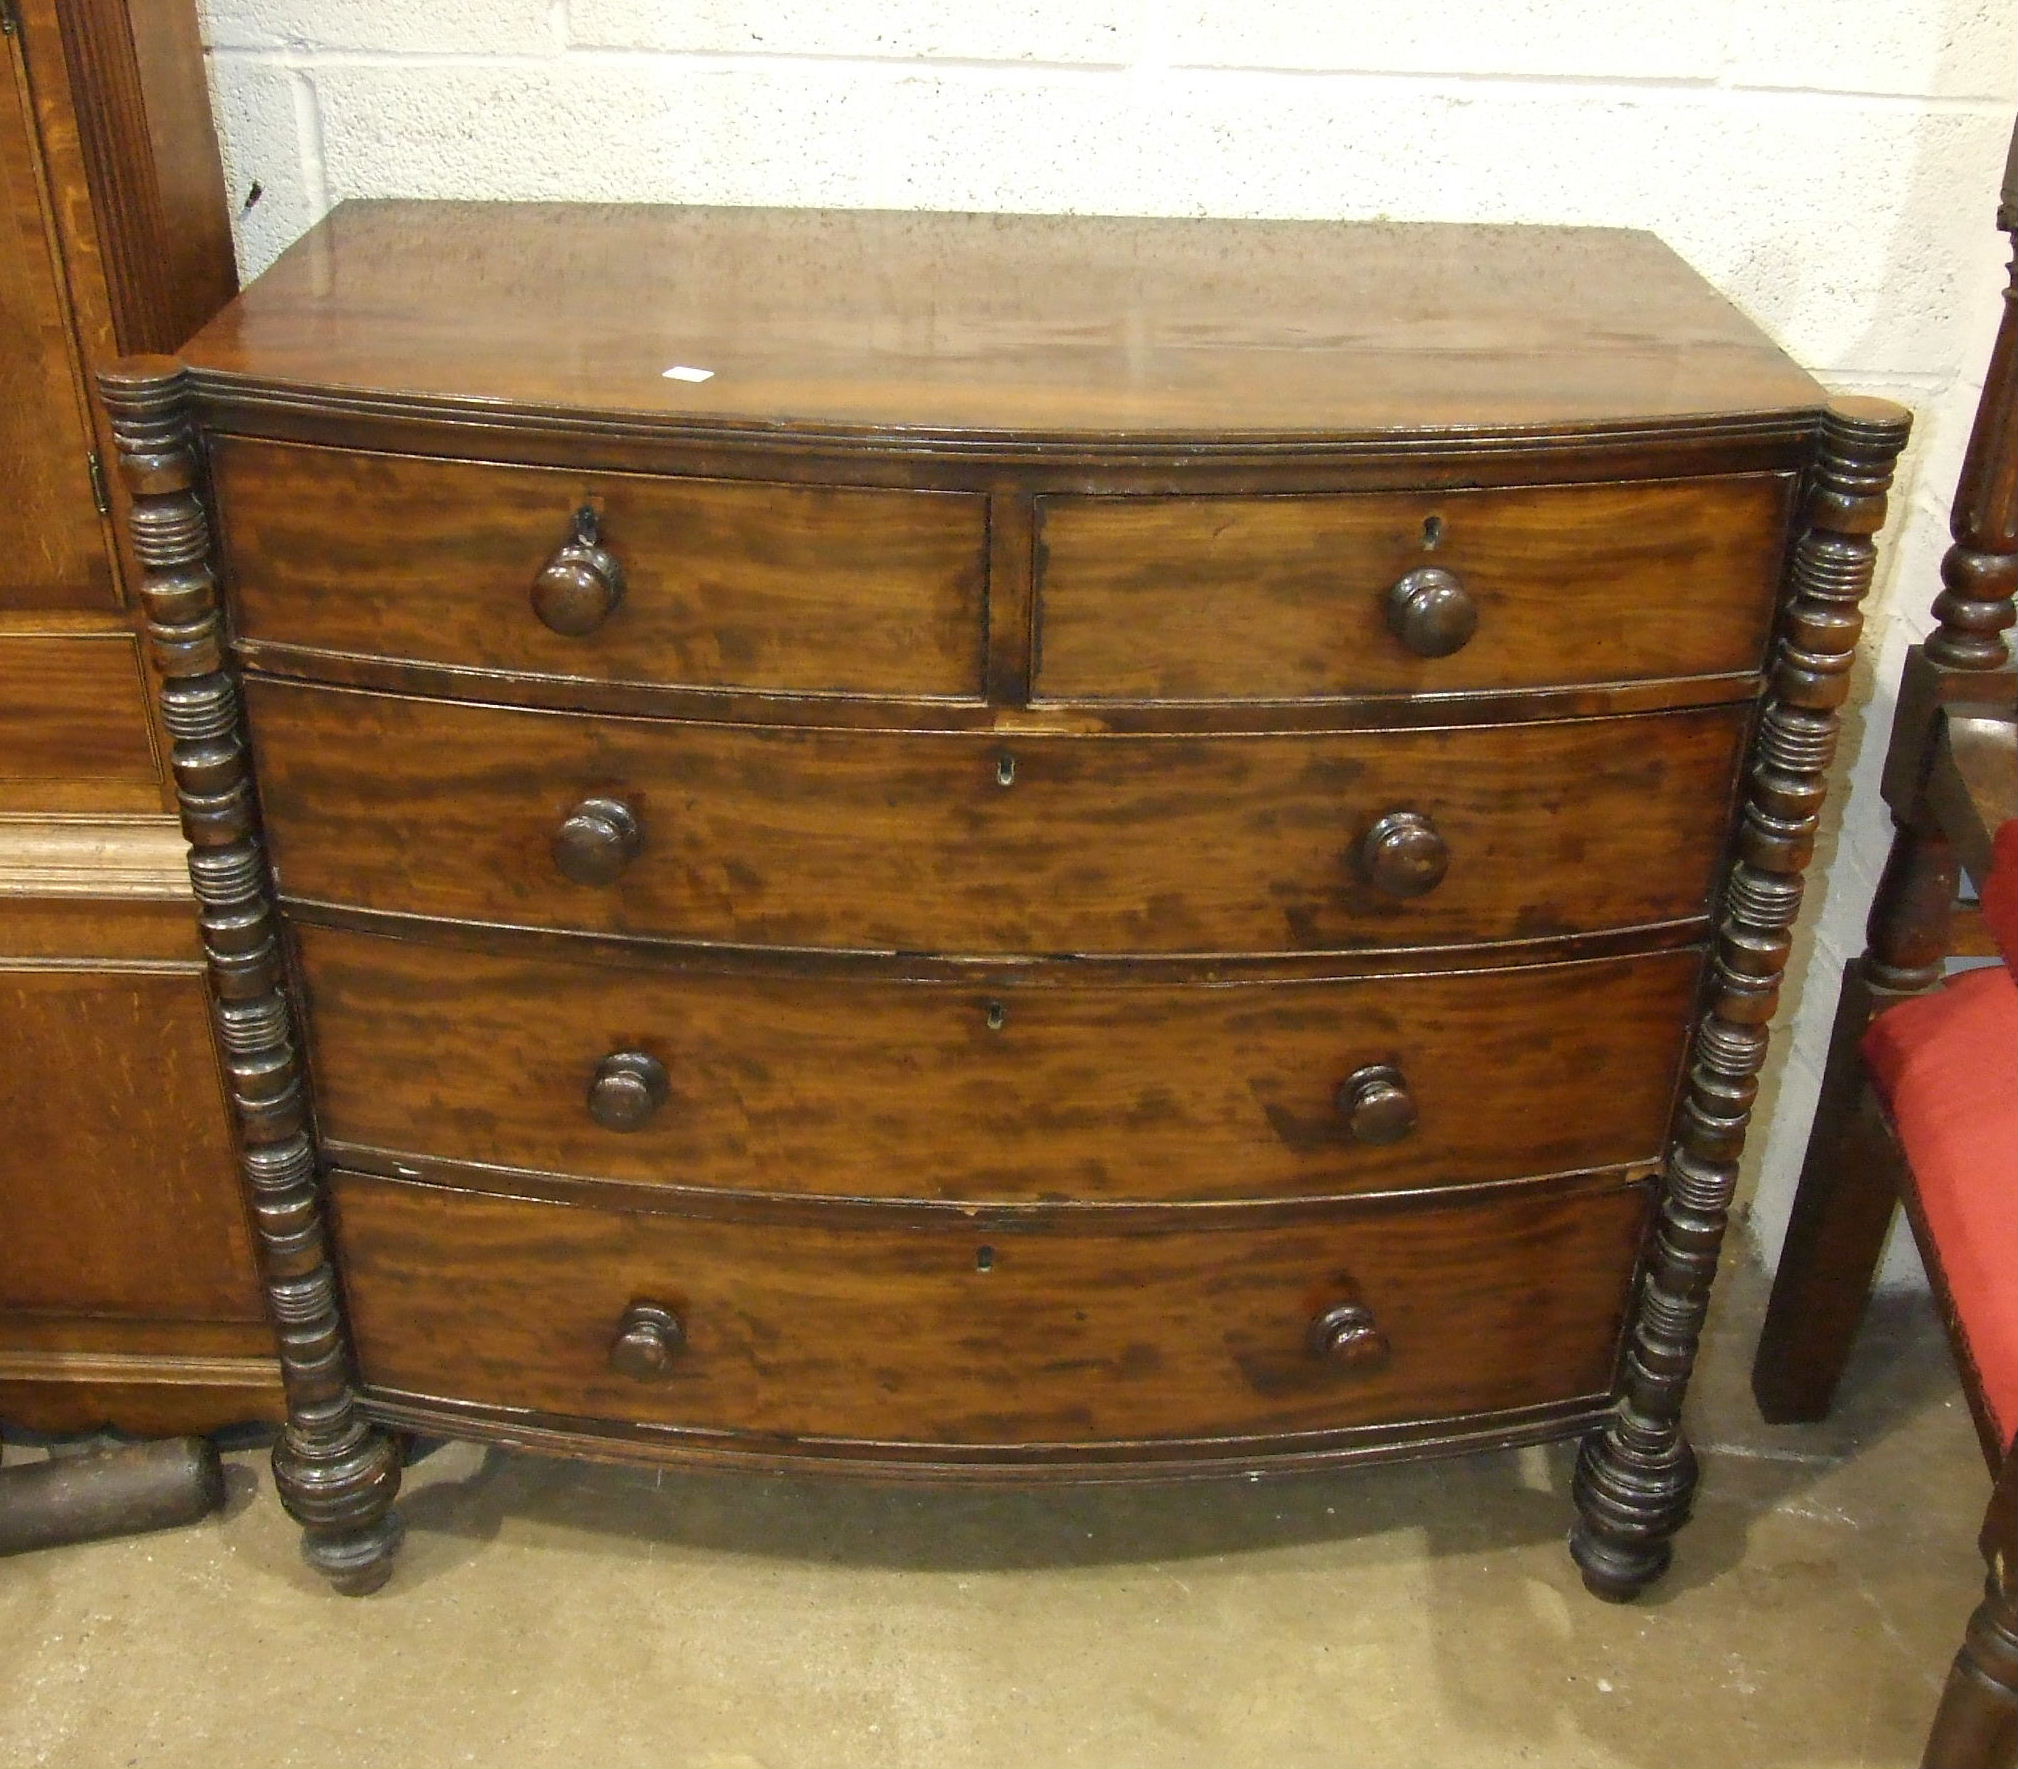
[181,201,1824,440]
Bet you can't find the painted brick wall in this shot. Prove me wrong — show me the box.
[195,0,2018,1281]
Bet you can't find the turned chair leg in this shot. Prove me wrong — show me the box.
[1926,1455,2018,1769]
[1923,1572,2018,1769]
[1753,817,1959,1423]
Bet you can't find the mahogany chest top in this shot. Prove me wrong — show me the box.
[183,201,1823,439]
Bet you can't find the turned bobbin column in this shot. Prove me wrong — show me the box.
[1570,396,1913,1602]
[97,356,404,1597]
[1926,135,2018,671]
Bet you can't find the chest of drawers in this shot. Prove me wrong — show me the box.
[98,202,1908,1598]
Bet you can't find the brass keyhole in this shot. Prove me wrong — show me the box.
[995,753,1017,787]
[984,1000,1007,1031]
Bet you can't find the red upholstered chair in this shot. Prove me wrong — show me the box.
[1858,821,2017,1451]
[1760,809,2017,1769]
[1752,131,2018,1769]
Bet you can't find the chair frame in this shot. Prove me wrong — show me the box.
[1751,127,2018,1769]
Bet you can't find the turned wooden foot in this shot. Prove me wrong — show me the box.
[1923,1570,2018,1769]
[1569,1411,1699,1602]
[273,1412,404,1597]
[302,1512,405,1597]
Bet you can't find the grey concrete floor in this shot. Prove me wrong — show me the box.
[0,1253,1988,1769]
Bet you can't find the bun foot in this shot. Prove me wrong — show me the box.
[1568,1414,1696,1603]
[303,1512,405,1596]
[1569,1522,1672,1603]
[274,1416,405,1596]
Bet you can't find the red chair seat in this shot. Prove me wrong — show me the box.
[1863,962,2018,1440]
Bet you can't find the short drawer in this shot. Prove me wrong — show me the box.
[332,1172,1650,1448]
[212,439,990,700]
[298,924,1699,1203]
[246,679,1749,956]
[1033,475,1794,701]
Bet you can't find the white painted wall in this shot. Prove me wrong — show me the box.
[194,1,2017,1280]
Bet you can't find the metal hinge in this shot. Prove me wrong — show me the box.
[0,0,20,39]
[87,449,110,516]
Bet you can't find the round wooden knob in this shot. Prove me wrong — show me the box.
[1336,1063,1417,1145]
[608,1302,684,1380]
[1306,1301,1390,1368]
[587,1051,670,1131]
[532,506,626,637]
[553,796,641,886]
[1355,810,1448,899]
[1385,566,1478,658]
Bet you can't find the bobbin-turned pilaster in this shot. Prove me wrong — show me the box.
[97,355,404,1596]
[1570,397,1913,1601]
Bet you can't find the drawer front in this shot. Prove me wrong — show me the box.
[0,634,161,813]
[299,924,1698,1203]
[247,680,1749,955]
[333,1173,1650,1446]
[1034,475,1793,701]
[213,439,990,700]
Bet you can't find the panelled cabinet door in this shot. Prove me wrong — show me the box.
[0,966,265,1321]
[0,35,116,612]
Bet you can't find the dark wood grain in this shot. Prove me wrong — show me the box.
[331,1170,1651,1449]
[179,203,1825,440]
[213,438,992,700]
[0,966,264,1320]
[0,29,115,611]
[0,632,159,805]
[245,679,1749,956]
[1033,475,1794,700]
[295,922,1701,1205]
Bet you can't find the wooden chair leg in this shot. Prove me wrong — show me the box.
[1924,1575,2018,1769]
[1753,1035,1906,1421]
[1753,815,1959,1423]
[1924,1441,2018,1767]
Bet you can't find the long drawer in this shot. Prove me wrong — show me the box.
[297,923,1698,1204]
[245,679,1749,956]
[332,1171,1651,1448]
[212,439,992,700]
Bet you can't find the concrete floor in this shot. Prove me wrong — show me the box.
[0,1255,1989,1769]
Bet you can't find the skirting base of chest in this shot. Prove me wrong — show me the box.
[357,1390,1618,1486]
